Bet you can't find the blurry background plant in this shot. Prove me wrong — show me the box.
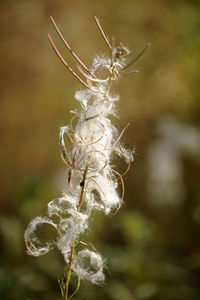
[0,0,200,300]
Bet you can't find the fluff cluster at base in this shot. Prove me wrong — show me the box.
[24,49,133,284]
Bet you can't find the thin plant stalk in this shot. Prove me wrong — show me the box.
[64,165,88,300]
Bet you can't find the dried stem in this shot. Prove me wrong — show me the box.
[94,16,112,50]
[77,165,89,212]
[48,34,90,89]
[64,165,88,300]
[50,16,96,79]
[63,40,117,296]
[122,42,151,70]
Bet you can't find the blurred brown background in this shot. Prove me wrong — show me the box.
[1,0,200,299]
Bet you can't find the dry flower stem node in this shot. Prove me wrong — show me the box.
[24,16,146,299]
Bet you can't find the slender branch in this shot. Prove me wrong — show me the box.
[50,16,96,78]
[65,241,75,300]
[48,34,90,89]
[64,165,88,300]
[94,16,112,50]
[123,70,139,77]
[122,42,151,70]
[77,165,89,212]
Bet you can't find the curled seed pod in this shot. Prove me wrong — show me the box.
[24,217,57,256]
[72,249,105,284]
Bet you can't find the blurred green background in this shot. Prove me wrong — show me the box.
[1,0,200,299]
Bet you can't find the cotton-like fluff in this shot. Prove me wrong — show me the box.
[24,216,58,256]
[24,28,134,285]
[72,249,105,284]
